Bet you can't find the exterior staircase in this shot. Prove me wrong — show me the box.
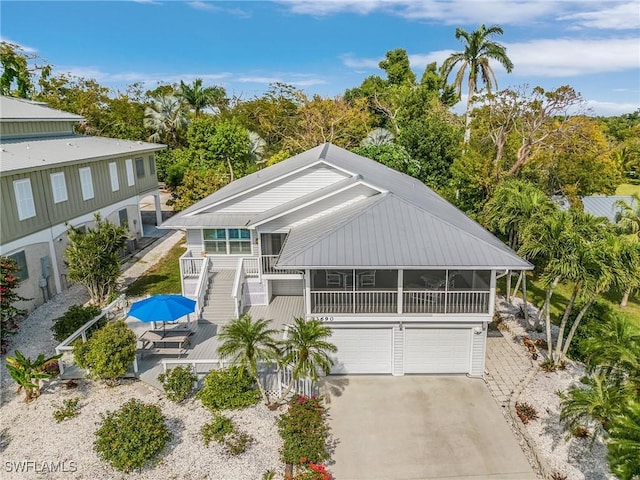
[200,270,236,325]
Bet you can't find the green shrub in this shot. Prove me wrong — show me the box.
[157,366,197,403]
[196,366,260,411]
[94,399,170,473]
[74,320,136,384]
[52,304,103,342]
[201,414,253,455]
[201,414,234,446]
[565,301,614,361]
[53,397,80,423]
[279,395,330,467]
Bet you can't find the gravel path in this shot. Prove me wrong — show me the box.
[0,232,284,479]
[497,297,615,480]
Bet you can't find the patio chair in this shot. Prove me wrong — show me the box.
[326,271,342,288]
[358,271,376,287]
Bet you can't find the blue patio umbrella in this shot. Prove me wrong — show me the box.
[129,294,196,333]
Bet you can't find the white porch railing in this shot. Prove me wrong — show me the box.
[260,255,301,275]
[180,250,205,278]
[191,256,211,325]
[55,295,134,375]
[311,290,490,314]
[232,257,247,318]
[310,290,398,314]
[244,257,260,278]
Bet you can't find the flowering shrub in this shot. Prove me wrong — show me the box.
[279,394,331,477]
[0,257,28,354]
[294,459,332,480]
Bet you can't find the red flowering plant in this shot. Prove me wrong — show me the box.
[0,257,29,354]
[279,394,331,480]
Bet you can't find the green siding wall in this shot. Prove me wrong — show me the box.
[0,121,75,138]
[1,153,161,245]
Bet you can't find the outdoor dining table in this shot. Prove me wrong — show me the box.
[138,329,191,357]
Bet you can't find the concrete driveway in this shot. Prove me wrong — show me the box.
[320,375,537,480]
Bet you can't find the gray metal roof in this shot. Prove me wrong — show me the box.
[277,193,532,269]
[0,96,84,122]
[583,196,636,222]
[0,135,165,174]
[160,212,256,229]
[165,143,531,270]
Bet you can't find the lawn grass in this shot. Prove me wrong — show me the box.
[616,183,640,196]
[498,274,640,330]
[126,243,186,297]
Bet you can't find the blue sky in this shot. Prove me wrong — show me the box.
[2,0,639,116]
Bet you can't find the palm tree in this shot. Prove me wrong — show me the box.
[279,318,337,400]
[607,401,640,480]
[361,127,395,146]
[441,24,513,144]
[178,78,227,117]
[560,373,630,441]
[217,314,281,405]
[615,193,640,307]
[143,95,189,147]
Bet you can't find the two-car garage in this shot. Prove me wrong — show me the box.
[329,324,485,376]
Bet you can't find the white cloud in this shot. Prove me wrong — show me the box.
[340,54,381,69]
[505,37,640,77]
[186,1,251,17]
[131,0,162,5]
[558,2,640,30]
[237,75,326,87]
[60,66,231,88]
[585,99,640,116]
[187,1,219,11]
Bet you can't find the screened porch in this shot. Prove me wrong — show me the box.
[309,269,492,315]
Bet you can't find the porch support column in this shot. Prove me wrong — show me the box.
[397,270,403,314]
[522,271,529,326]
[506,270,511,303]
[489,270,496,318]
[154,192,163,226]
[305,269,311,317]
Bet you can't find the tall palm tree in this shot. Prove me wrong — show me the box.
[178,78,227,117]
[441,24,514,144]
[615,193,640,307]
[607,401,640,480]
[217,314,281,405]
[143,95,189,147]
[279,317,337,400]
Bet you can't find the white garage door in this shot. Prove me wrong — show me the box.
[404,328,471,374]
[330,328,393,374]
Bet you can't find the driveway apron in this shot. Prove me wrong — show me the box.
[320,375,536,480]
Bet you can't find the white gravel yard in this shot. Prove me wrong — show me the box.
[497,297,615,480]
[0,232,284,479]
[0,379,283,479]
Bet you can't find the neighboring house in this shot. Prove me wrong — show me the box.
[554,195,637,222]
[0,96,165,311]
[162,144,532,376]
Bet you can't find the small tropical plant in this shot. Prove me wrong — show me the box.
[196,366,260,411]
[515,402,538,425]
[217,314,280,405]
[52,304,102,342]
[6,350,62,402]
[157,365,197,403]
[94,399,170,473]
[607,401,640,480]
[541,358,558,372]
[560,374,630,441]
[74,320,136,385]
[53,397,80,423]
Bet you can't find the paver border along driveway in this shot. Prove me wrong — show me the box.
[320,375,536,480]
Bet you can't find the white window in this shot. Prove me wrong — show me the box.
[50,172,68,203]
[109,162,119,192]
[13,178,36,220]
[79,167,94,200]
[125,158,135,186]
[203,229,251,254]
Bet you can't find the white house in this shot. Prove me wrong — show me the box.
[162,143,532,376]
